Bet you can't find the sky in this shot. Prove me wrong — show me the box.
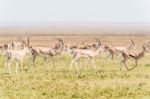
[0,0,150,25]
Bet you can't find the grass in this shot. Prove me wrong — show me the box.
[0,53,150,99]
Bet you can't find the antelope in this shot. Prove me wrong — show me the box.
[103,39,137,60]
[4,37,32,74]
[119,44,147,71]
[26,38,65,70]
[70,40,103,71]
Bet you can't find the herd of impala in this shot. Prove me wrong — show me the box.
[1,36,150,74]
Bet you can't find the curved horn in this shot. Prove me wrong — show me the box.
[130,39,135,45]
[74,42,78,46]
[19,37,27,45]
[142,43,147,51]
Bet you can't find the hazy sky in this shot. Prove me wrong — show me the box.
[0,0,150,25]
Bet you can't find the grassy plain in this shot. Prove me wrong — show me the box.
[0,34,150,99]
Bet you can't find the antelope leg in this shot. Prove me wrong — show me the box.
[75,60,79,71]
[21,60,24,72]
[8,62,11,74]
[50,57,56,68]
[16,61,19,73]
[123,61,129,71]
[91,59,96,70]
[129,59,138,71]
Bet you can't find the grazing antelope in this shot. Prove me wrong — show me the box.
[119,44,147,71]
[4,37,32,74]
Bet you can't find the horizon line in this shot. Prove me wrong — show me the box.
[1,21,150,26]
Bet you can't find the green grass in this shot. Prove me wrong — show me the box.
[0,53,150,99]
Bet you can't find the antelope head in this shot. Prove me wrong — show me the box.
[143,43,148,52]
[18,37,33,55]
[128,39,136,50]
[18,36,30,48]
[54,38,64,48]
[95,38,101,49]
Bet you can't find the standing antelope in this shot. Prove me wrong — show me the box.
[4,37,32,74]
[70,42,103,71]
[26,38,65,70]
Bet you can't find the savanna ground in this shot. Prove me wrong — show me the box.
[0,34,150,99]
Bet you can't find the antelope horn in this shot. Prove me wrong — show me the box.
[74,42,78,46]
[27,37,30,46]
[130,39,135,45]
[19,36,27,45]
[142,43,147,51]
